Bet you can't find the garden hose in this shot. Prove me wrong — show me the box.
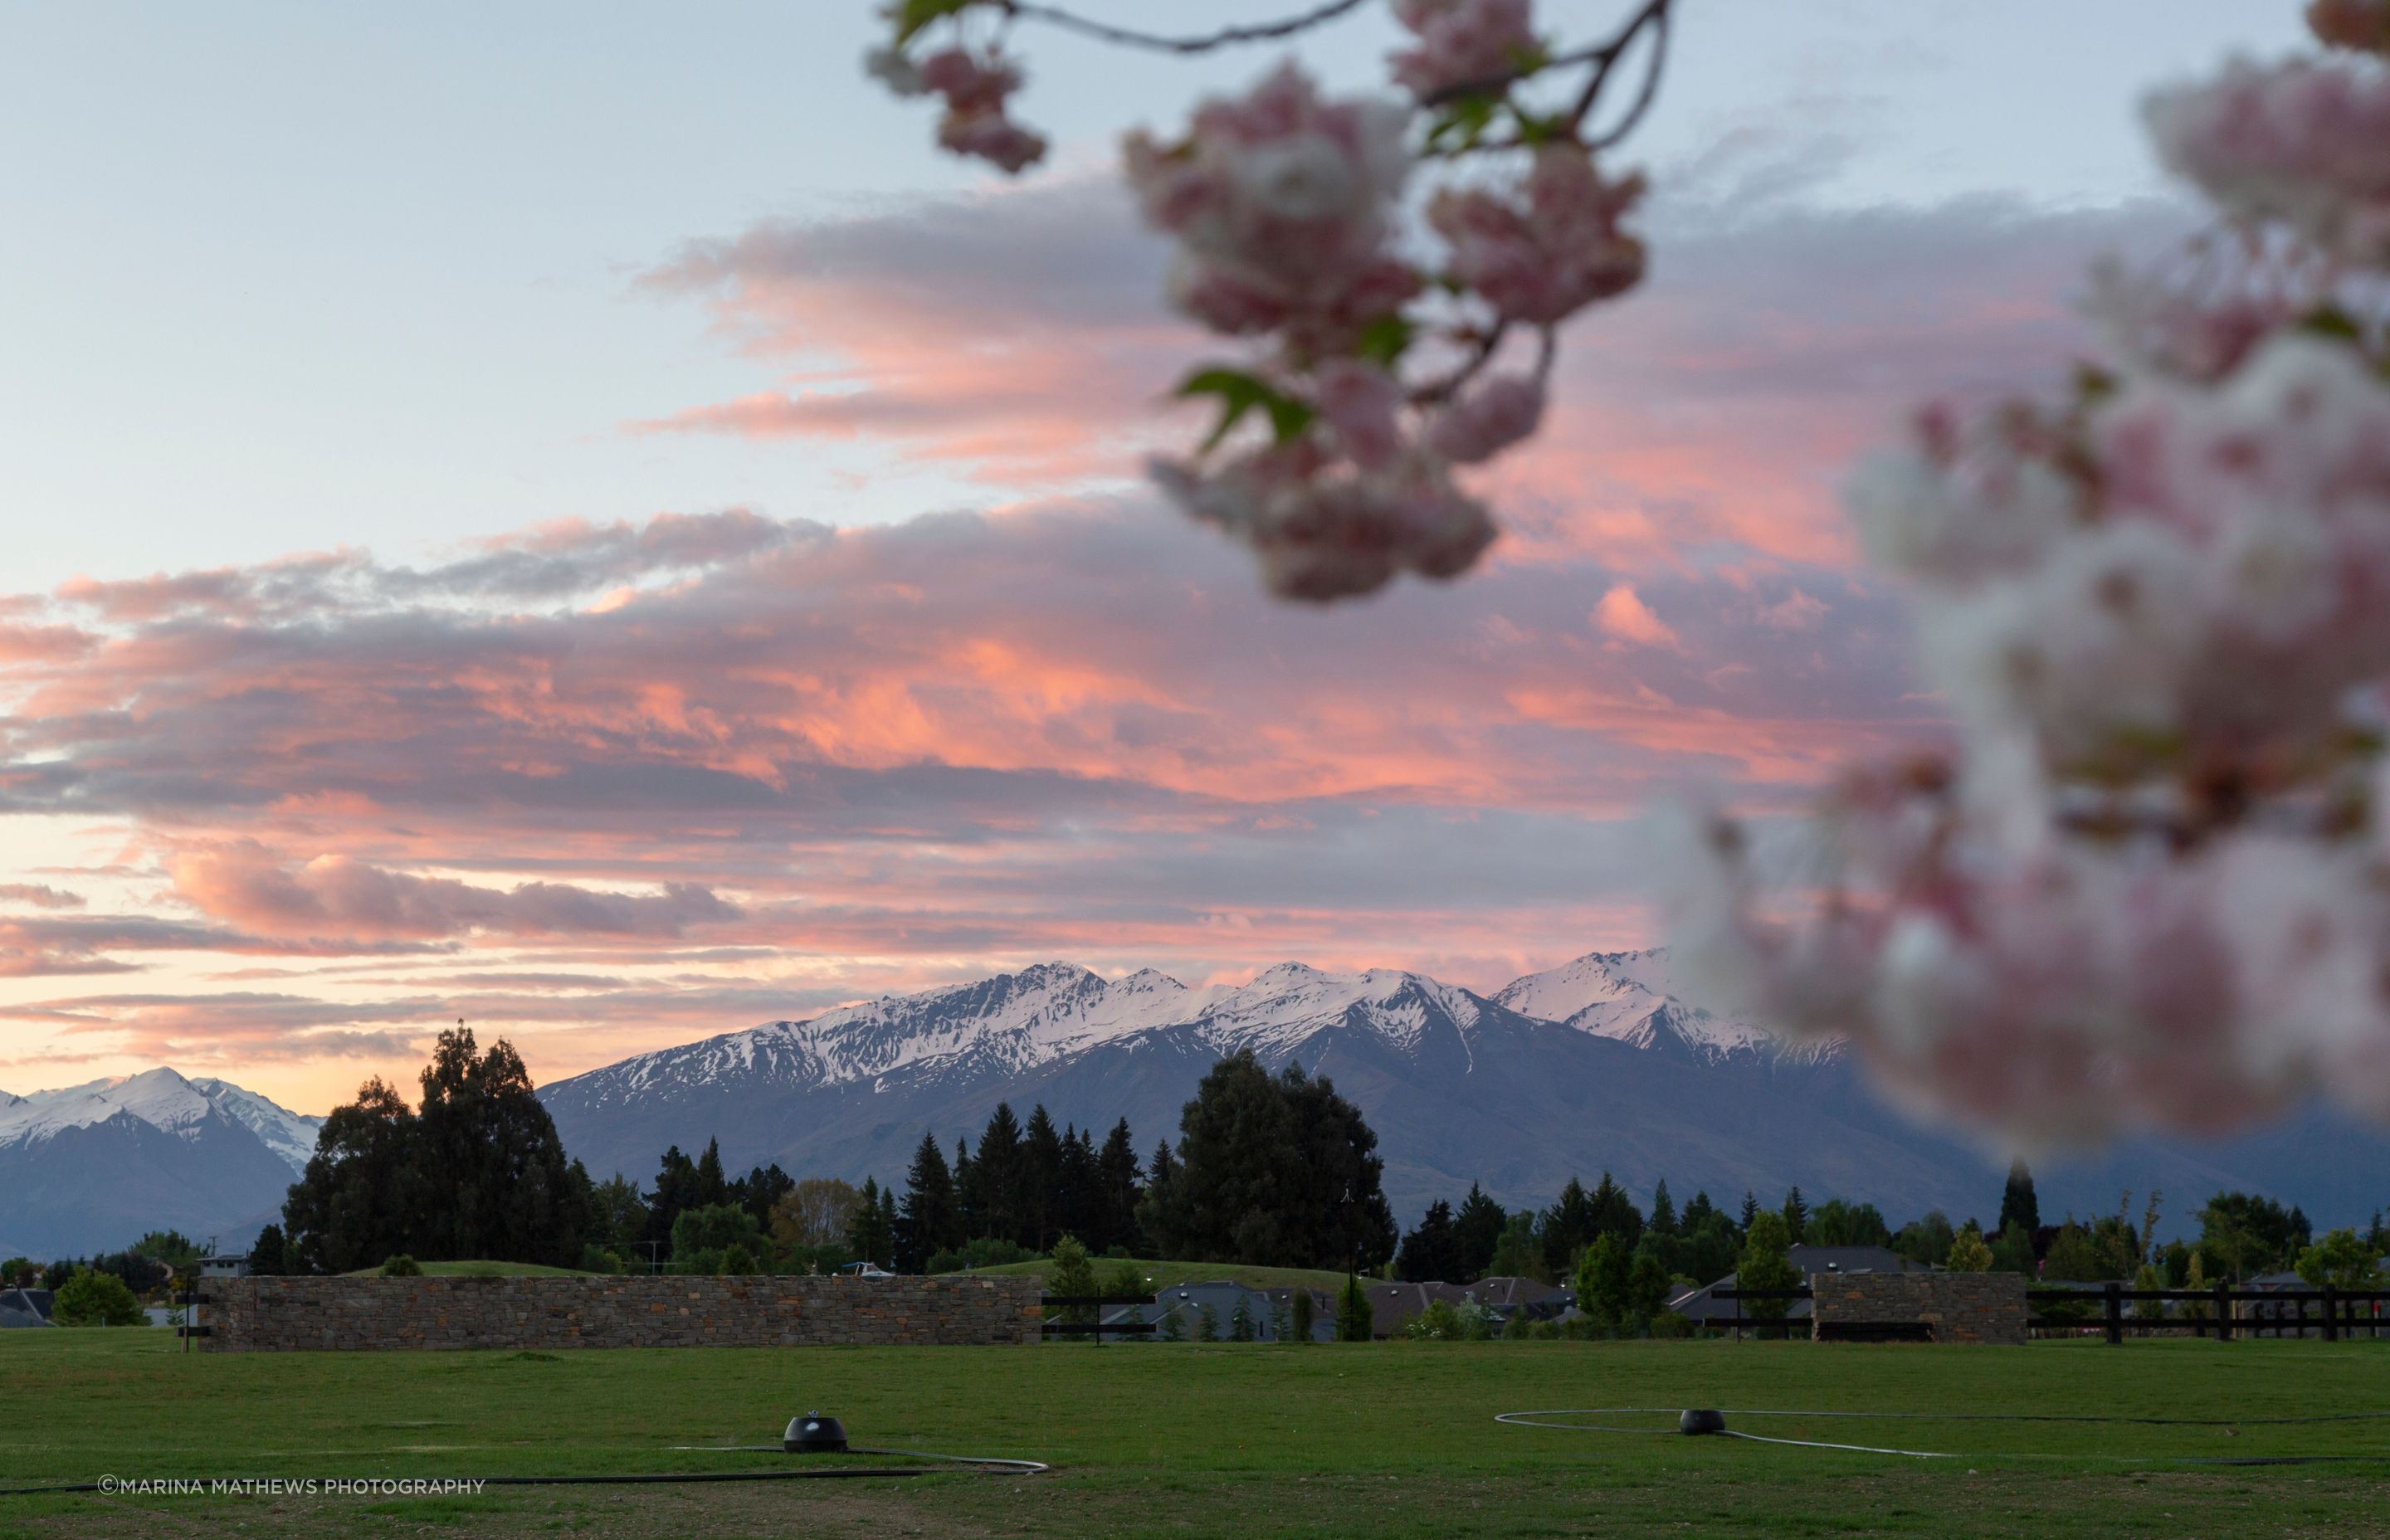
[1495,1406,2390,1464]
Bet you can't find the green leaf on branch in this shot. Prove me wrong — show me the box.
[2298,304,2362,342]
[894,0,975,44]
[1425,94,1499,153]
[1355,314,1415,368]
[1178,368,1314,453]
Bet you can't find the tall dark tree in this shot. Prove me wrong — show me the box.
[692,1138,732,1210]
[734,1163,794,1230]
[895,1133,961,1273]
[1739,1191,1760,1232]
[246,1222,290,1277]
[846,1177,895,1268]
[281,1076,419,1274]
[1999,1159,2041,1240]
[1452,1182,1506,1282]
[1541,1177,1598,1276]
[1057,1124,1100,1247]
[1021,1105,1066,1250]
[1779,1187,1809,1245]
[1095,1118,1144,1255]
[1394,1200,1463,1283]
[1682,1189,1719,1235]
[964,1104,1024,1243]
[1139,1051,1394,1270]
[645,1146,698,1258]
[1588,1172,1643,1252]
[407,1026,593,1267]
[1647,1180,1678,1238]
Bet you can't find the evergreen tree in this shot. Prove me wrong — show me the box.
[1452,1182,1507,1282]
[1290,1285,1316,1343]
[1648,1180,1678,1237]
[1021,1105,1066,1250]
[693,1138,731,1210]
[1589,1172,1643,1250]
[1893,1210,1957,1268]
[1989,1225,2037,1275]
[1269,1294,1291,1343]
[646,1146,698,1257]
[1194,1303,1219,1342]
[280,1075,420,1274]
[1739,1191,1760,1232]
[1779,1187,1809,1245]
[1137,1051,1395,1270]
[970,1104,1025,1244]
[1999,1159,2041,1240]
[1096,1118,1144,1255]
[1158,1309,1186,1343]
[246,1223,290,1277]
[1682,1189,1719,1235]
[1229,1300,1256,1342]
[407,1026,592,1267]
[734,1163,794,1230]
[1540,1177,1598,1277]
[1395,1200,1462,1283]
[1335,1274,1373,1341]
[1058,1125,1099,1249]
[591,1173,651,1259]
[895,1133,961,1273]
[846,1177,895,1268]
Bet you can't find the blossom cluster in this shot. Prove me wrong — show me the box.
[866,0,1657,601]
[1672,7,2390,1142]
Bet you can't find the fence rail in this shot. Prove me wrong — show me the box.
[1707,1284,2390,1345]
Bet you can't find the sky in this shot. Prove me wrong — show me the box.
[0,1,2314,1115]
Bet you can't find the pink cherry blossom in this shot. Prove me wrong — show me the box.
[1427,145,1646,324]
[1388,0,1541,102]
[2145,55,2390,261]
[1428,373,1546,463]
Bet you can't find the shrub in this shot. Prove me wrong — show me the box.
[1290,1285,1315,1343]
[1229,1301,1257,1342]
[1193,1304,1219,1343]
[1646,1309,1693,1339]
[1335,1275,1373,1342]
[718,1245,760,1276]
[1046,1235,1097,1328]
[1946,1222,1996,1272]
[1403,1298,1463,1340]
[579,1244,624,1274]
[2132,1263,2167,1323]
[379,1254,423,1277]
[926,1236,1036,1273]
[52,1267,144,1328]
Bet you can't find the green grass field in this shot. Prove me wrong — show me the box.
[335,1261,593,1278]
[3,1331,2387,1538]
[945,1253,1357,1294]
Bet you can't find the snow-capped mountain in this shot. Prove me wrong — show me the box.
[540,948,2390,1231]
[0,1069,321,1259]
[1492,950,1835,1064]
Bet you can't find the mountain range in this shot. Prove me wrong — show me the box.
[10,948,2387,1260]
[534,950,2390,1239]
[0,1069,322,1259]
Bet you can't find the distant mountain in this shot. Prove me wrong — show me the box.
[0,1069,321,1259]
[538,949,2390,1234]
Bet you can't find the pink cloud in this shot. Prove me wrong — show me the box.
[1594,584,1682,649]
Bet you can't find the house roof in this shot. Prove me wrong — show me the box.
[0,1287,53,1328]
[1671,1246,1939,1321]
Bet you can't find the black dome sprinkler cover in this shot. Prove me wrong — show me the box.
[785,1411,849,1453]
[1679,1409,1727,1436]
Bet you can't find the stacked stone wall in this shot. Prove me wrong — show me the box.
[1808,1272,2027,1345]
[201,1274,1042,1352]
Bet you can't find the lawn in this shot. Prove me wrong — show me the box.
[2,1331,2386,1538]
[334,1261,592,1278]
[944,1253,1357,1295]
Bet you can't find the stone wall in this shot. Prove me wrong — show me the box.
[1808,1272,2027,1345]
[201,1274,1043,1352]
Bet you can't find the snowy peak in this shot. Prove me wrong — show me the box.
[1493,948,1827,1065]
[0,1068,323,1175]
[1192,964,1491,1056]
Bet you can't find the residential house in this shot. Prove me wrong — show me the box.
[1670,1245,1939,1328]
[0,1287,53,1329]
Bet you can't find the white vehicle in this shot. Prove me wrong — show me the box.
[836,1261,895,1279]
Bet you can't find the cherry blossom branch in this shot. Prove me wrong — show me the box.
[993,0,1374,54]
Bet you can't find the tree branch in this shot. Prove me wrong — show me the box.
[996,0,1373,55]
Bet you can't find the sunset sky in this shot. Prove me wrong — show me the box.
[0,2,2310,1114]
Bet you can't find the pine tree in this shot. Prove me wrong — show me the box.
[1096,1118,1144,1255]
[1395,1200,1461,1282]
[694,1138,731,1209]
[1335,1274,1373,1341]
[1588,1172,1644,1251]
[846,1177,895,1268]
[1541,1177,1598,1277]
[1229,1301,1256,1342]
[1452,1182,1507,1282]
[1779,1187,1808,1245]
[1648,1180,1678,1237]
[1627,1250,1671,1326]
[1739,1191,1760,1232]
[1290,1285,1316,1343]
[895,1133,960,1274]
[1194,1303,1220,1342]
[1576,1232,1631,1328]
[973,1104,1025,1244]
[1021,1105,1066,1250]
[1999,1158,2041,1239]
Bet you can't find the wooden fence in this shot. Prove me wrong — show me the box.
[1037,1294,1158,1340]
[1713,1284,2390,1344]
